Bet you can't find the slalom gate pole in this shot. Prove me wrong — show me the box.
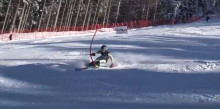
[90,29,98,66]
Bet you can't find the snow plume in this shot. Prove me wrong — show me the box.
[112,52,172,67]
[74,59,90,68]
[112,52,220,73]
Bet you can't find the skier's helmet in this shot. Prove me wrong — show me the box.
[101,45,107,51]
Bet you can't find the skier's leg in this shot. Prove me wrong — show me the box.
[95,56,106,62]
[94,56,105,67]
[108,54,115,68]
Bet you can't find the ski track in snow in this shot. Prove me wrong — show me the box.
[1,18,220,109]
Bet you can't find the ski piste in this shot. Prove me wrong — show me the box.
[75,29,116,71]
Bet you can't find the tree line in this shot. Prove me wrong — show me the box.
[0,0,220,33]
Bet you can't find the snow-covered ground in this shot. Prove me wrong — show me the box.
[1,18,220,109]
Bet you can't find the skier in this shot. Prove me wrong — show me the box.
[206,16,210,22]
[90,45,115,68]
[9,34,13,40]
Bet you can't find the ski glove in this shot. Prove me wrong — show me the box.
[91,53,96,56]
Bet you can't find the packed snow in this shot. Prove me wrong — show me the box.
[0,18,220,109]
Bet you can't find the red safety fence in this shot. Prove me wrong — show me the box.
[0,16,201,42]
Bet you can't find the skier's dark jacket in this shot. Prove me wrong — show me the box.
[96,50,110,57]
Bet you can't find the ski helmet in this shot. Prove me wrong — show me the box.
[101,45,107,51]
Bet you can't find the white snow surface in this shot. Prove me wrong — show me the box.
[1,18,220,109]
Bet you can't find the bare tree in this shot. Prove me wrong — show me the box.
[92,0,100,29]
[67,0,77,31]
[64,0,73,30]
[54,0,62,31]
[59,0,68,31]
[1,0,11,34]
[82,0,91,31]
[38,0,47,31]
[146,0,150,20]
[11,1,20,33]
[153,0,159,23]
[141,0,147,20]
[106,0,112,25]
[73,0,83,31]
[21,4,31,32]
[46,8,52,31]
[17,3,26,33]
[86,7,92,30]
[102,0,109,26]
[115,0,121,24]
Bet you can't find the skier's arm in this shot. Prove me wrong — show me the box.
[96,50,102,54]
[91,50,101,56]
[108,53,115,68]
[91,53,96,56]
[108,53,114,63]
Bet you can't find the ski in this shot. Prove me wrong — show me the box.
[74,64,117,72]
[75,67,88,71]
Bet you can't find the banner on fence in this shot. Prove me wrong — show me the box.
[115,26,128,34]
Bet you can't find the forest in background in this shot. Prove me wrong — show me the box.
[0,0,220,33]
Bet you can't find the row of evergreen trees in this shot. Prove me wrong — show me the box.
[0,0,219,33]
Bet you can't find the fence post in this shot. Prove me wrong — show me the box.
[1,32,3,41]
[171,20,175,24]
[41,28,44,38]
[26,31,28,39]
[1,34,3,41]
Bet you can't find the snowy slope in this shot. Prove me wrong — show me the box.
[0,18,220,109]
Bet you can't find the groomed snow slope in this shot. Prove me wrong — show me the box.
[0,18,220,109]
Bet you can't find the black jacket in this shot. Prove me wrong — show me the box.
[96,50,110,56]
